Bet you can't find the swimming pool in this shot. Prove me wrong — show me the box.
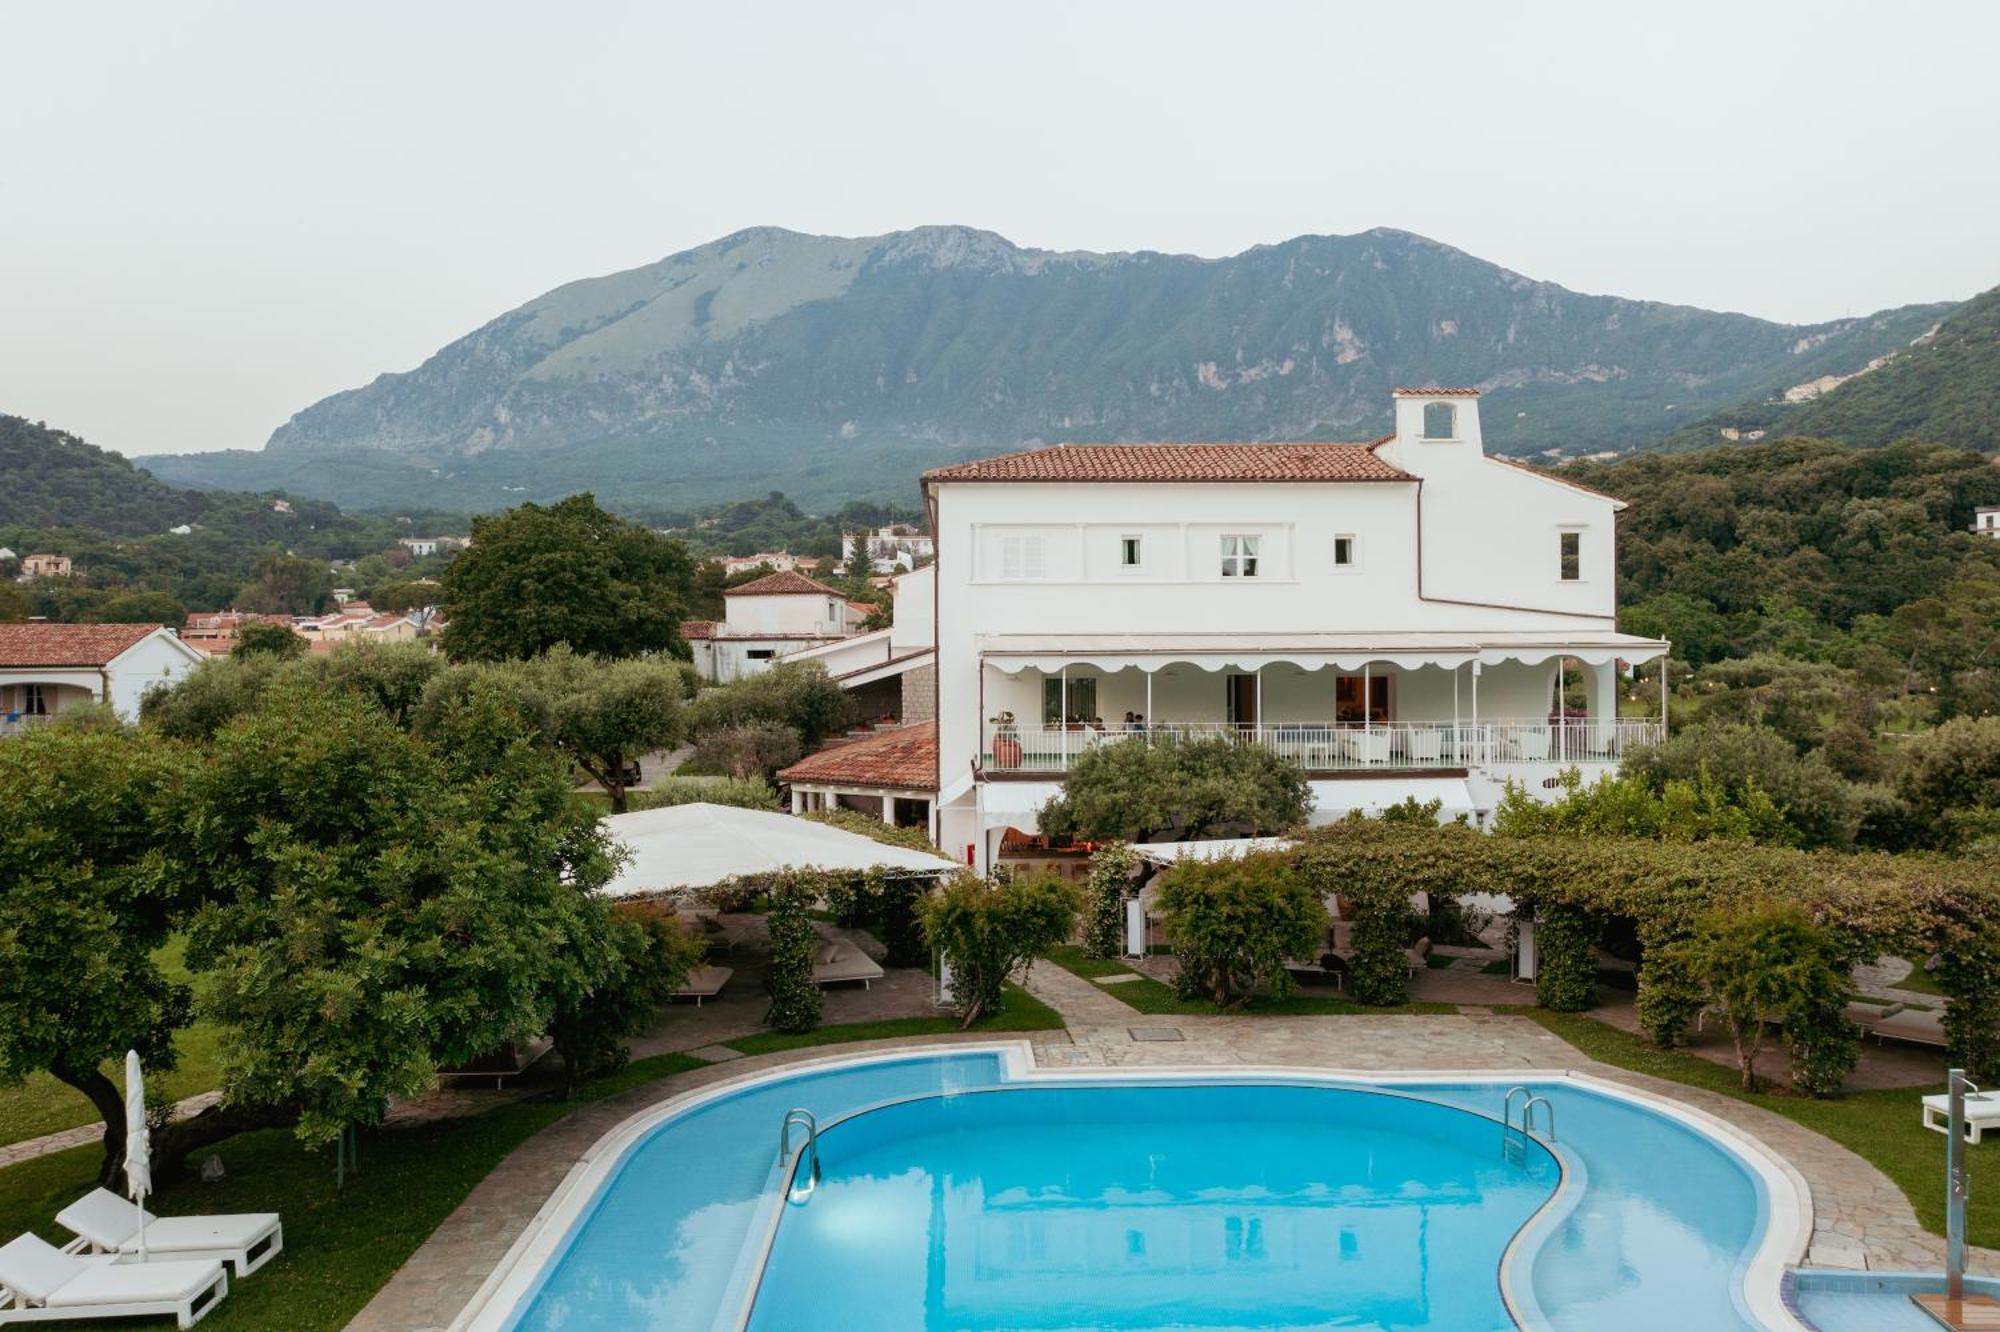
[469,1046,1808,1331]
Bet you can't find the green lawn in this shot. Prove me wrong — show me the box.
[725,983,1063,1055]
[1045,947,1458,1017]
[0,1051,706,1331]
[0,939,225,1148]
[1531,1010,1993,1248]
[1887,960,1948,999]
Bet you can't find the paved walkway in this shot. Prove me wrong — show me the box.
[347,967,1991,1330]
[0,1090,223,1170]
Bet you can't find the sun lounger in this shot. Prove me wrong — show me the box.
[1922,1091,2000,1143]
[812,941,885,989]
[437,1036,553,1089]
[0,1233,227,1328]
[673,965,733,1006]
[1869,1003,1947,1049]
[1406,936,1433,974]
[55,1190,280,1280]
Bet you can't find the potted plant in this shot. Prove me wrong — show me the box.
[989,710,1022,769]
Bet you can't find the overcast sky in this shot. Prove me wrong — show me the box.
[3,1,1996,458]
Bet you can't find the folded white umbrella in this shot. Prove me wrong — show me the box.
[124,1049,151,1260]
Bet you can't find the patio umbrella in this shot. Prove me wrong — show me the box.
[124,1049,151,1260]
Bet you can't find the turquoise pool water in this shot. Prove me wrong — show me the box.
[500,1052,1773,1331]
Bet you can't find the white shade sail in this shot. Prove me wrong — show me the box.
[600,802,961,898]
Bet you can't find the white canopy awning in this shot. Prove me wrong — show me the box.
[600,802,960,899]
[979,629,1667,674]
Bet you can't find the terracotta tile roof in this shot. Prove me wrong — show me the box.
[1391,386,1483,397]
[726,570,845,597]
[679,619,717,641]
[1488,455,1627,505]
[923,442,1412,485]
[0,622,161,667]
[777,720,937,791]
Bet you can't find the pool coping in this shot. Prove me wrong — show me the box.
[451,1041,1817,1332]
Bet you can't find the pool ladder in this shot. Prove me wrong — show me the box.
[1501,1086,1557,1164]
[780,1108,821,1204]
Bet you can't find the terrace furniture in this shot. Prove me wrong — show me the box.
[0,1233,228,1329]
[436,1037,553,1089]
[812,941,885,989]
[1407,937,1433,975]
[55,1191,281,1280]
[1345,730,1391,765]
[1405,728,1443,763]
[673,965,734,1006]
[1921,1091,2000,1143]
[1511,729,1551,761]
[1867,1003,1948,1049]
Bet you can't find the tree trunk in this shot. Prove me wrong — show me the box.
[152,1101,295,1180]
[51,1060,129,1187]
[1730,1019,1764,1092]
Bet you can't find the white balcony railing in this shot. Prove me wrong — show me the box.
[982,718,1664,775]
[0,714,55,738]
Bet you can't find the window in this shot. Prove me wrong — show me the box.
[1042,675,1098,726]
[1119,535,1142,568]
[745,649,776,661]
[1220,534,1260,578]
[997,534,1046,581]
[1332,535,1357,568]
[1422,401,1457,440]
[1559,530,1582,581]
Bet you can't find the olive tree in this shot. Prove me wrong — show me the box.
[922,872,1080,1028]
[1039,736,1312,845]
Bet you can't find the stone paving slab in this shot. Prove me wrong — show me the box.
[0,1090,223,1170]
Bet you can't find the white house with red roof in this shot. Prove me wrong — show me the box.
[683,570,871,682]
[0,622,205,731]
[920,389,1671,871]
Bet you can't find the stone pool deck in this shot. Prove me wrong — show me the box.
[348,958,1993,1330]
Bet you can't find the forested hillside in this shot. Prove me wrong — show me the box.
[0,415,211,534]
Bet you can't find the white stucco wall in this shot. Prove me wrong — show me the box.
[722,590,847,636]
[888,565,935,655]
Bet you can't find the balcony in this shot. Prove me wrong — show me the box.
[982,718,1665,775]
[0,713,55,738]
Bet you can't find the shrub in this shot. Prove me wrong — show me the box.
[683,661,855,748]
[1154,852,1325,1007]
[921,871,1080,1028]
[690,722,802,781]
[1533,902,1599,1012]
[629,777,779,811]
[1939,924,2000,1082]
[1037,735,1313,845]
[1082,843,1140,959]
[802,807,937,852]
[549,902,704,1093]
[762,874,824,1033]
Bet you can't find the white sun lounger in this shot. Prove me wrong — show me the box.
[1923,1091,2000,1143]
[812,941,885,989]
[0,1233,227,1328]
[57,1189,282,1278]
[673,965,734,1006]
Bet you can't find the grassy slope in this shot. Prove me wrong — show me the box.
[0,940,224,1148]
[1532,1011,1992,1248]
[1045,946,1459,1017]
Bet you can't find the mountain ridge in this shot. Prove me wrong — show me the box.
[141,225,1962,511]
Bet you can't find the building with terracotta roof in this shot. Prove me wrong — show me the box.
[687,570,872,683]
[919,388,1672,873]
[0,622,204,730]
[778,720,939,833]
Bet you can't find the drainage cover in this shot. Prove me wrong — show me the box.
[1128,1027,1186,1043]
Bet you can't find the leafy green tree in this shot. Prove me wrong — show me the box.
[441,494,694,661]
[1155,851,1326,1007]
[366,581,437,613]
[234,553,333,615]
[0,583,26,622]
[1895,716,2000,851]
[1038,736,1313,845]
[0,727,193,1180]
[1655,906,1859,1093]
[93,591,187,627]
[233,619,306,658]
[690,722,802,782]
[1623,722,1863,849]
[921,871,1080,1028]
[683,661,855,748]
[179,685,624,1146]
[548,903,702,1094]
[414,648,687,813]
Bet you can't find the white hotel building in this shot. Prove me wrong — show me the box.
[914,389,1669,872]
